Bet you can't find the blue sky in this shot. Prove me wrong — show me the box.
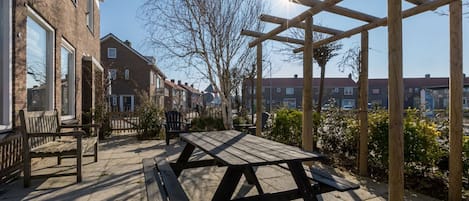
[100,0,468,88]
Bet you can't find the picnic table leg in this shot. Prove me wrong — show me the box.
[287,161,317,201]
[243,167,264,195]
[212,166,243,201]
[172,143,195,177]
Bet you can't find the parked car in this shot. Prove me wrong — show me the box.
[342,105,353,110]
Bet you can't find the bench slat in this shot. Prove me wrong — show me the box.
[310,168,360,192]
[155,155,190,201]
[142,158,165,201]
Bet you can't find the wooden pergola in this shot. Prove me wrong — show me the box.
[241,0,464,200]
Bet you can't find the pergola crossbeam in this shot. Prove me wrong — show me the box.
[248,0,342,48]
[241,30,305,45]
[260,14,343,35]
[293,0,453,53]
[405,0,427,5]
[291,0,380,22]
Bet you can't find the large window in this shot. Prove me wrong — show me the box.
[26,7,55,111]
[86,0,94,33]
[0,0,12,129]
[61,40,76,118]
[344,87,353,96]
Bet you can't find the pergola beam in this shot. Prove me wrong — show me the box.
[241,29,305,45]
[259,14,343,35]
[293,0,453,53]
[291,0,380,22]
[248,0,342,48]
[405,0,427,5]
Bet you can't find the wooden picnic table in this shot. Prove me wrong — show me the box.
[171,130,324,201]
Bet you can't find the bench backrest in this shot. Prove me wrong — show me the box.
[19,110,60,148]
[165,111,185,131]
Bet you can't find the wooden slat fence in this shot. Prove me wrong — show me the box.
[109,112,140,134]
[0,133,23,184]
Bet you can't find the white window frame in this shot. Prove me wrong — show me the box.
[276,88,281,93]
[124,69,129,80]
[60,39,76,120]
[111,95,117,106]
[0,0,12,130]
[26,6,55,112]
[86,0,94,33]
[150,71,154,84]
[344,87,353,96]
[286,88,294,95]
[109,69,117,80]
[372,88,380,95]
[107,48,116,59]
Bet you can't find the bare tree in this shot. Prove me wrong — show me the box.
[140,0,267,129]
[279,30,342,112]
[338,46,361,81]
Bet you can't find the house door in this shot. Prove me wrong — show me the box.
[119,95,134,112]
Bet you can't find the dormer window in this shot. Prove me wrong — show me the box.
[107,48,116,59]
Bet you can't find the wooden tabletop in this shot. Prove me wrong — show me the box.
[180,130,323,167]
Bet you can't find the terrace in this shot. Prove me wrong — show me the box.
[0,133,437,201]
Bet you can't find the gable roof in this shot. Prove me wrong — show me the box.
[179,84,202,94]
[164,80,184,90]
[369,77,469,89]
[100,33,166,78]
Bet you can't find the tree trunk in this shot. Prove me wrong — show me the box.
[316,64,326,114]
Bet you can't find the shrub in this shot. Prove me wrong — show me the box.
[136,101,164,140]
[318,100,358,156]
[367,109,445,174]
[268,108,302,147]
[190,116,224,131]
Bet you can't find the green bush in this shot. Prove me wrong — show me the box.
[319,103,357,156]
[267,108,302,147]
[136,101,164,140]
[464,138,469,179]
[190,116,224,131]
[366,109,445,174]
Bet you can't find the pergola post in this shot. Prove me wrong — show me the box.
[256,44,263,136]
[388,0,404,200]
[359,31,369,176]
[449,0,463,200]
[302,14,313,152]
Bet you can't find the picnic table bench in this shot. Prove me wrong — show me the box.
[144,130,359,201]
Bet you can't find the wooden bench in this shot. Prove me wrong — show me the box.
[278,164,360,195]
[19,110,99,187]
[143,154,189,201]
[164,111,189,145]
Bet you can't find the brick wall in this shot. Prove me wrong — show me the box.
[12,0,101,126]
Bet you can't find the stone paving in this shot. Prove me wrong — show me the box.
[0,134,439,201]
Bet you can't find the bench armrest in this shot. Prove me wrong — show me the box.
[61,123,100,129]
[27,131,85,138]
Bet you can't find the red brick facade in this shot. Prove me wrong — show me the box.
[11,0,102,127]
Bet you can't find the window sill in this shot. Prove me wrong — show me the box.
[0,125,12,135]
[61,115,76,121]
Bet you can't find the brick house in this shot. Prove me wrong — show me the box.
[369,74,469,109]
[243,75,358,112]
[100,33,166,112]
[179,82,203,112]
[164,80,185,111]
[1,0,103,134]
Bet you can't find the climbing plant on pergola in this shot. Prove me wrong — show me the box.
[241,0,464,200]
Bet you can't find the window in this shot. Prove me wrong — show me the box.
[333,88,339,93]
[0,0,12,129]
[61,40,76,118]
[86,0,94,32]
[156,76,161,89]
[107,48,116,59]
[276,88,281,93]
[109,69,117,80]
[286,88,294,95]
[124,69,129,80]
[26,7,55,111]
[111,95,117,106]
[71,0,77,6]
[372,88,380,95]
[344,87,353,96]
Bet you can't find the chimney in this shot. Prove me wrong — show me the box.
[425,74,430,78]
[124,40,131,47]
[185,82,188,86]
[348,73,352,79]
[294,74,298,79]
[170,79,175,83]
[191,84,194,88]
[178,80,182,85]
